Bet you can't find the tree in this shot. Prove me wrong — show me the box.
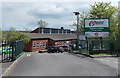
[89,2,119,52]
[9,27,16,31]
[89,2,118,37]
[79,12,90,33]
[89,2,117,18]
[38,20,48,28]
[3,27,30,43]
[18,33,30,43]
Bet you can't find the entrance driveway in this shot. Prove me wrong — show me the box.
[8,53,118,76]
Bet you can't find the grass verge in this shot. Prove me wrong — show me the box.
[72,50,116,56]
[90,53,111,56]
[23,52,34,54]
[72,50,89,55]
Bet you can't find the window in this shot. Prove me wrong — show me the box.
[59,30,62,33]
[52,29,58,33]
[36,43,39,48]
[46,42,48,47]
[43,42,46,47]
[44,29,50,33]
[39,42,43,48]
[63,30,66,33]
[33,43,36,48]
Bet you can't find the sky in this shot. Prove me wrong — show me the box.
[0,0,119,31]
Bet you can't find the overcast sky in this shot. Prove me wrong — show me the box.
[1,0,119,31]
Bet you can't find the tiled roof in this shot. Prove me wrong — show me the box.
[26,33,77,41]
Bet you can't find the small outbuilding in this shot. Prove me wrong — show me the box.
[24,33,77,52]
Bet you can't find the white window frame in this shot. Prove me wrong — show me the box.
[33,43,36,48]
[39,42,43,48]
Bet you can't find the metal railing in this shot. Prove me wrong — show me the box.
[70,40,111,55]
[0,40,24,62]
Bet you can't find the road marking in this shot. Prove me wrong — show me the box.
[27,54,31,56]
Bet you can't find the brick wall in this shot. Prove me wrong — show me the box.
[24,41,32,52]
[24,39,55,52]
[48,39,55,47]
[32,40,48,51]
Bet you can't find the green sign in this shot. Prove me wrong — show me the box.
[84,18,109,37]
[84,27,109,32]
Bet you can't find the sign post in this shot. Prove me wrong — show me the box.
[84,18,110,54]
[84,18,109,37]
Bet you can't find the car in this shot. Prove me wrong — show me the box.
[47,46,57,53]
[39,49,47,53]
[47,46,64,53]
[56,47,64,53]
[60,46,71,52]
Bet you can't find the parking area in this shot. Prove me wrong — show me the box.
[94,57,118,69]
[8,53,118,76]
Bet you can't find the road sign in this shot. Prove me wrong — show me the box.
[84,18,109,37]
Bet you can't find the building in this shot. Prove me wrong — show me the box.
[24,27,77,52]
[30,27,76,34]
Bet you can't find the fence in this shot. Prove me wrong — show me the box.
[71,40,111,54]
[0,40,24,62]
[86,40,110,54]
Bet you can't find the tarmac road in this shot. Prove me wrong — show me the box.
[8,53,118,76]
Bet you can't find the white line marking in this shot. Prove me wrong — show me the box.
[27,54,31,56]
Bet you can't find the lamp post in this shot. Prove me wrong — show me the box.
[118,1,120,56]
[73,12,80,50]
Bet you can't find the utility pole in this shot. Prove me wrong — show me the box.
[73,12,80,50]
[118,1,120,56]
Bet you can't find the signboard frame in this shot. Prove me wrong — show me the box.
[84,18,110,37]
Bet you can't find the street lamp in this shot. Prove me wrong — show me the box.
[73,12,80,50]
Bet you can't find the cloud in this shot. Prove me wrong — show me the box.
[1,1,119,31]
[0,2,2,29]
[1,0,120,2]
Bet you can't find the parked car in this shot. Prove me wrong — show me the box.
[61,46,71,52]
[47,46,57,53]
[47,46,64,53]
[39,49,47,53]
[56,47,64,53]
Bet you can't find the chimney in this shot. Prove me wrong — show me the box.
[61,27,64,30]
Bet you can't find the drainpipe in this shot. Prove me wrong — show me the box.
[62,30,63,34]
[50,29,52,34]
[66,30,67,34]
[58,30,59,34]
[42,28,44,34]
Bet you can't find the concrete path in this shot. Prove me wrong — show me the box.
[0,62,13,76]
[8,53,118,76]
